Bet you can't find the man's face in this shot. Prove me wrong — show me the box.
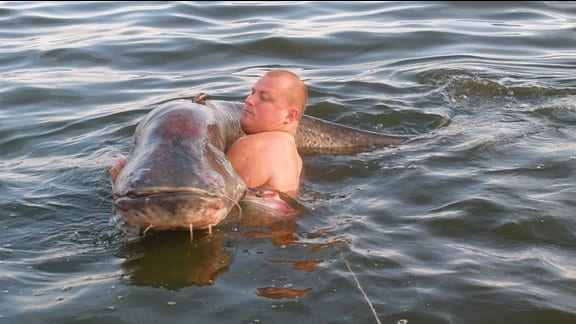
[241,74,291,134]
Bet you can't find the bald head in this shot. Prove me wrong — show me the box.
[264,69,308,117]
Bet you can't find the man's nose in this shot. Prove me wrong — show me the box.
[245,93,255,106]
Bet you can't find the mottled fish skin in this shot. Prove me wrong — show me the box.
[296,113,409,154]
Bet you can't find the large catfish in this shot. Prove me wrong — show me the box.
[111,98,409,236]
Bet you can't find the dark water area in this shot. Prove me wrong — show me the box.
[1,1,575,323]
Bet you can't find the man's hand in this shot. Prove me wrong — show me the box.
[194,92,210,104]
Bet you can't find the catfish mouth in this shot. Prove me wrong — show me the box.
[114,191,217,208]
[113,186,223,202]
[112,187,244,230]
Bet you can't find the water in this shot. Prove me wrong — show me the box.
[1,1,575,323]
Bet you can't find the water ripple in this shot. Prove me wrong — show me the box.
[1,1,575,323]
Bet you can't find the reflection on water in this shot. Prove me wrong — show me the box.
[240,210,301,247]
[116,208,337,300]
[256,286,314,300]
[119,230,231,289]
[237,208,338,300]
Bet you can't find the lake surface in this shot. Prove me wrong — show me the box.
[1,1,575,323]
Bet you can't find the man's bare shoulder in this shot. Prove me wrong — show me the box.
[227,131,299,173]
[227,131,301,193]
[232,131,295,151]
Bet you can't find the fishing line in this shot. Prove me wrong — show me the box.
[340,251,382,324]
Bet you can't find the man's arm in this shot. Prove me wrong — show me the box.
[226,132,301,193]
[226,135,271,189]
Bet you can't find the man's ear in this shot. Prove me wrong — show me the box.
[283,107,299,124]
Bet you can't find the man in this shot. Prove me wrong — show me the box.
[226,69,308,195]
[110,69,308,196]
